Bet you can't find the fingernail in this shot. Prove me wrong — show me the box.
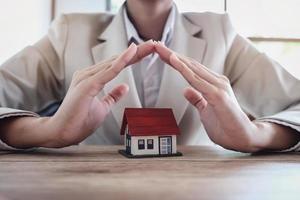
[129,42,136,48]
[146,39,153,43]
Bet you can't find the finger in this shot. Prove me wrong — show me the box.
[169,53,217,96]
[74,62,113,85]
[179,54,221,78]
[184,87,208,112]
[110,42,138,72]
[89,40,154,79]
[155,41,222,85]
[91,42,137,86]
[129,40,155,64]
[154,41,172,65]
[102,84,129,111]
[85,56,118,75]
[177,54,220,85]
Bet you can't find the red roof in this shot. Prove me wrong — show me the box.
[120,108,180,136]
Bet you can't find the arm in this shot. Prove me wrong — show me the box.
[0,117,55,149]
[224,34,300,152]
[0,41,155,149]
[155,41,300,153]
[0,16,68,149]
[253,122,300,152]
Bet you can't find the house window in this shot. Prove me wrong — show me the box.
[147,139,154,149]
[138,139,145,150]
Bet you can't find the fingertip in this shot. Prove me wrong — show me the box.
[183,87,194,100]
[145,39,155,45]
[113,83,129,96]
[119,83,129,94]
[143,40,155,50]
[121,43,137,64]
[129,42,137,49]
[109,84,129,103]
[154,41,161,51]
[127,42,137,54]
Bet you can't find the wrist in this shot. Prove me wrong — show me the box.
[0,116,56,149]
[236,122,263,153]
[248,121,272,152]
[251,121,300,152]
[35,116,66,148]
[41,116,74,148]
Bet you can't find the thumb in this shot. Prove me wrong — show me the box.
[102,84,129,110]
[184,87,208,112]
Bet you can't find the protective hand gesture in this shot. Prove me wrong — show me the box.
[155,42,258,152]
[49,41,155,147]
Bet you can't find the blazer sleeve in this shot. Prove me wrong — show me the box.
[223,16,300,152]
[0,15,68,149]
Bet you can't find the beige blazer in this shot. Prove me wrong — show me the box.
[1,6,300,147]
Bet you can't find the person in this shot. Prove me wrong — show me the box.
[0,0,300,152]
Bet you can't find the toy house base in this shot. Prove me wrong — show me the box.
[118,149,183,159]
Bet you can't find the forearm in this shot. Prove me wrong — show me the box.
[252,122,300,152]
[0,117,60,149]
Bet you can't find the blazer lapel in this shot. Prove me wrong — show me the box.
[91,6,142,127]
[156,10,207,123]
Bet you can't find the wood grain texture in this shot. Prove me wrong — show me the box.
[0,145,300,200]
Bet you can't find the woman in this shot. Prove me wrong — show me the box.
[0,0,300,152]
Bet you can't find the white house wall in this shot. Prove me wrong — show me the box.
[172,135,177,154]
[131,136,159,155]
[131,135,178,155]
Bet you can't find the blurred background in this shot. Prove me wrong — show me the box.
[0,0,299,77]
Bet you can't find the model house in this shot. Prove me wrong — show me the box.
[119,108,182,158]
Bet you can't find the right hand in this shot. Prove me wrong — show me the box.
[47,41,155,147]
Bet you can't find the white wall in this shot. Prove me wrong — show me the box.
[0,0,52,64]
[55,0,106,17]
[111,0,224,13]
[0,0,107,65]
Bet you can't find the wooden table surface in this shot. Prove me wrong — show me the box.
[0,145,300,200]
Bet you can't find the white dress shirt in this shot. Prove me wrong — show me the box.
[123,4,176,107]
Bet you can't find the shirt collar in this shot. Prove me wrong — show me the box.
[123,4,176,46]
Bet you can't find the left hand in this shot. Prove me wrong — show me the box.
[155,42,266,152]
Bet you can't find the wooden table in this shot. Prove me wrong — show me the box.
[0,145,300,200]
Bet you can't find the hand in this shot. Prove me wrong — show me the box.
[155,42,294,152]
[0,41,155,149]
[48,41,155,147]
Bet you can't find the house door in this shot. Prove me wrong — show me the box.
[126,135,131,154]
[159,136,172,155]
